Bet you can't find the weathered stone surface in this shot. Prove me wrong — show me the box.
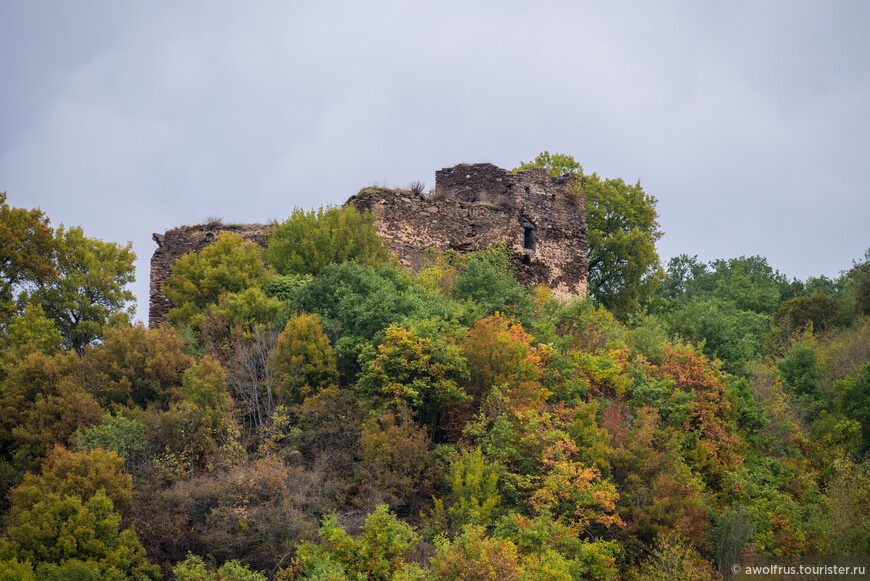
[149,163,588,327]
[350,163,588,300]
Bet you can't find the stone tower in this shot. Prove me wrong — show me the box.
[348,163,588,299]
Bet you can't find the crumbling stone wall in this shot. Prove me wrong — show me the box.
[149,223,270,327]
[149,163,588,327]
[350,163,588,299]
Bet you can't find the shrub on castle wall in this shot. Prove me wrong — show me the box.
[266,205,392,277]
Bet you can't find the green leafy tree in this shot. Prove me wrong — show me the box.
[23,225,135,353]
[805,457,870,555]
[173,554,266,581]
[0,558,36,581]
[286,262,428,376]
[662,255,792,312]
[267,205,392,276]
[295,505,419,581]
[778,343,830,418]
[1,304,62,359]
[147,357,240,479]
[659,254,711,300]
[0,490,159,580]
[164,233,271,330]
[768,293,839,357]
[272,313,338,405]
[513,151,581,177]
[664,297,769,376]
[839,249,870,319]
[73,414,146,468]
[440,447,501,530]
[0,193,57,324]
[658,254,797,374]
[202,286,285,341]
[513,153,661,318]
[585,173,662,317]
[358,324,469,431]
[493,513,621,581]
[451,252,532,322]
[837,363,870,451]
[705,256,789,314]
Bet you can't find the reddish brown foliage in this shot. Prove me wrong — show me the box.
[656,346,740,473]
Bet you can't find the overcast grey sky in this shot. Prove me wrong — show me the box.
[2,1,868,321]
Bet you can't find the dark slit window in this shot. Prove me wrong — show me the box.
[522,222,536,252]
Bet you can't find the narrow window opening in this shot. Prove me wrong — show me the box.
[522,222,537,253]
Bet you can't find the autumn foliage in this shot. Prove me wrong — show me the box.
[2,194,869,580]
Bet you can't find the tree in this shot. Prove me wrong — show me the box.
[357,410,434,513]
[294,505,419,581]
[842,248,870,318]
[837,363,870,451]
[0,193,56,325]
[610,408,708,549]
[267,205,392,277]
[148,357,239,477]
[8,446,133,517]
[492,513,621,581]
[461,314,542,405]
[451,251,532,322]
[656,346,740,481]
[172,554,266,581]
[73,414,146,471]
[272,313,338,405]
[664,296,769,376]
[513,153,661,318]
[358,324,468,431]
[0,490,159,580]
[82,323,193,408]
[203,287,284,341]
[627,532,718,581]
[514,151,581,177]
[22,225,135,353]
[0,558,36,581]
[429,526,522,581]
[0,350,102,488]
[440,447,501,530]
[767,293,839,357]
[285,262,428,376]
[1,304,62,358]
[585,173,662,317]
[164,233,271,330]
[659,254,794,374]
[778,343,827,417]
[529,439,622,536]
[225,328,280,440]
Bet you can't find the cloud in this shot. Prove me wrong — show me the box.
[1,1,869,319]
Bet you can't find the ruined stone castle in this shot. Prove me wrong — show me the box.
[149,163,588,327]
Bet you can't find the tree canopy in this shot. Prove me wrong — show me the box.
[513,152,662,318]
[267,204,392,277]
[1,196,135,352]
[2,192,870,580]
